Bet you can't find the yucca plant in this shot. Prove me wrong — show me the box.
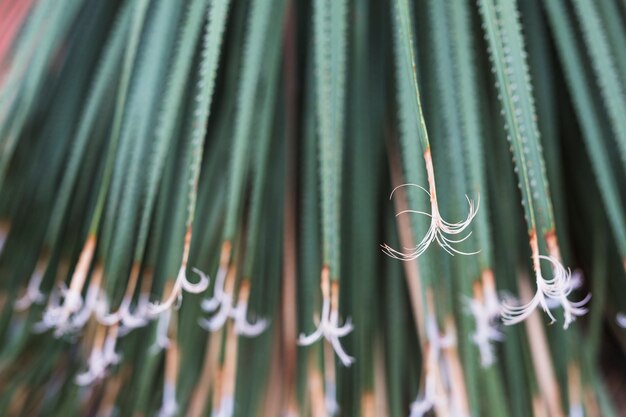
[1,0,626,416]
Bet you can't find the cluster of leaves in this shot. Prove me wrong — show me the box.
[0,0,625,416]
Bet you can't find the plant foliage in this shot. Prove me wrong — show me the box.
[1,0,626,416]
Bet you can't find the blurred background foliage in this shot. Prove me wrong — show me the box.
[1,0,626,416]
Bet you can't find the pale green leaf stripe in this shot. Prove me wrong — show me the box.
[429,0,467,203]
[196,0,248,228]
[42,4,132,249]
[132,0,210,266]
[299,43,321,337]
[223,0,274,241]
[243,3,283,279]
[314,0,333,273]
[478,0,555,236]
[573,0,626,170]
[450,0,493,270]
[544,0,626,257]
[88,0,151,235]
[100,3,170,265]
[315,0,347,278]
[90,1,151,261]
[596,0,626,87]
[185,0,231,230]
[331,0,347,278]
[428,0,472,299]
[522,0,573,262]
[393,0,432,153]
[100,108,138,255]
[188,0,246,268]
[105,0,184,293]
[347,0,381,392]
